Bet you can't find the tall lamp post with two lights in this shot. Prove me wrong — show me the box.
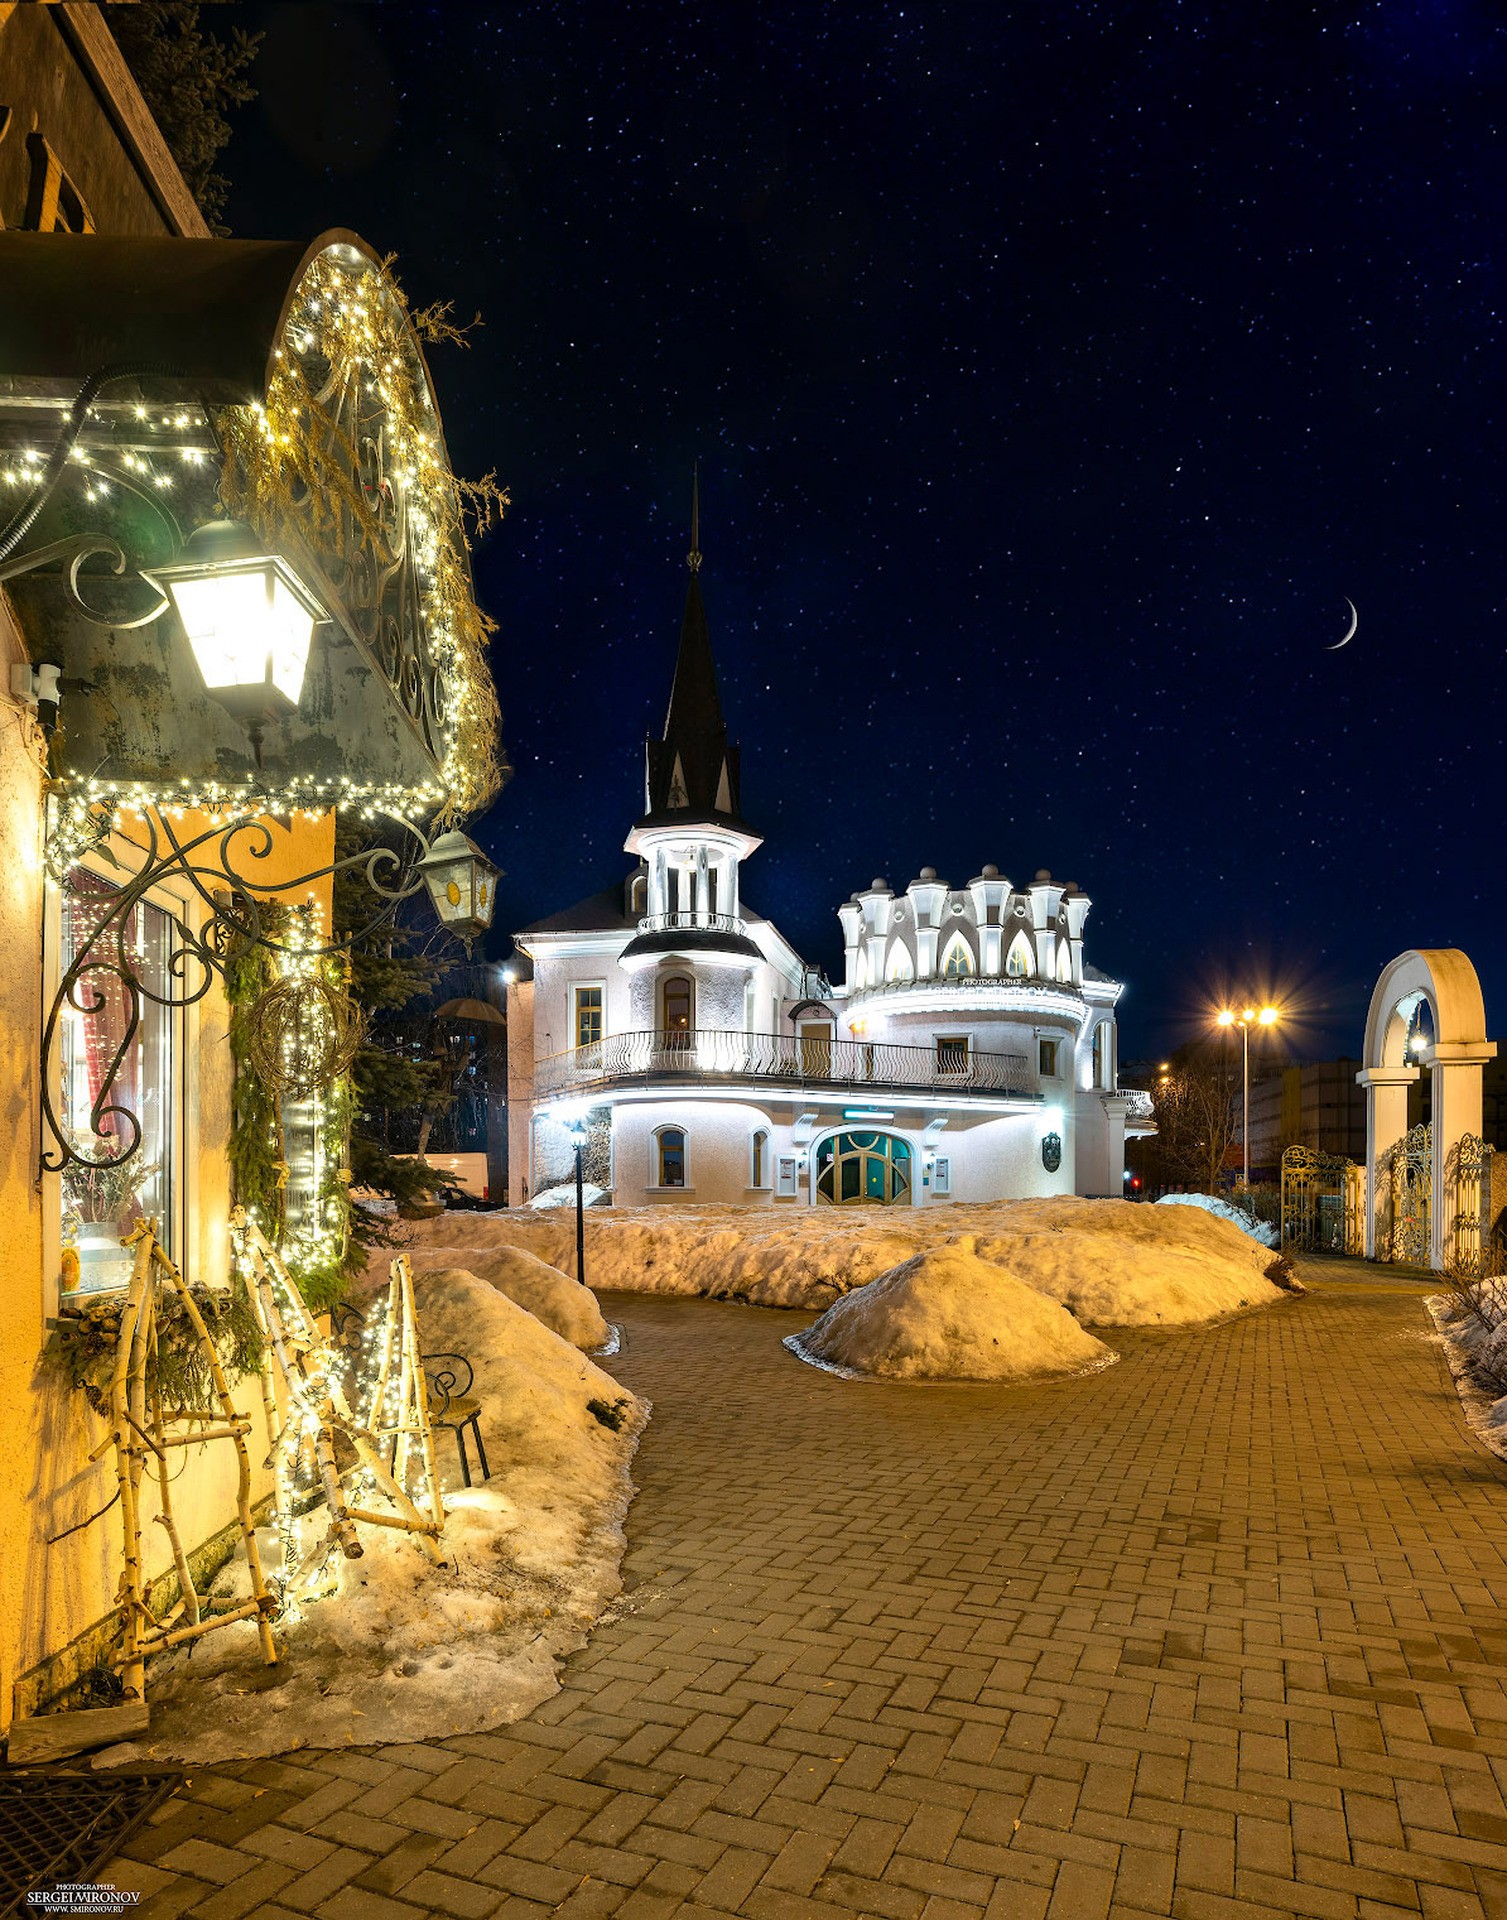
[1216,1004,1279,1190]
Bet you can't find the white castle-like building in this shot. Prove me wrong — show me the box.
[506,524,1152,1208]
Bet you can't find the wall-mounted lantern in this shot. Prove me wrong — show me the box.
[143,519,325,761]
[416,830,501,942]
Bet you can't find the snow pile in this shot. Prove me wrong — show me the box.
[1427,1288,1507,1462]
[531,1180,610,1210]
[366,1243,609,1350]
[1157,1191,1279,1249]
[790,1237,1113,1381]
[406,1196,1286,1327]
[99,1270,643,1767]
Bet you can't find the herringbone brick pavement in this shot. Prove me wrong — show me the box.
[103,1264,1507,1918]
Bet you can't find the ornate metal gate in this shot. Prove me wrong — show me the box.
[1281,1146,1362,1256]
[1384,1121,1432,1265]
[1446,1131,1496,1274]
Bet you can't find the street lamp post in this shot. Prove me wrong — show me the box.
[1216,1004,1279,1190]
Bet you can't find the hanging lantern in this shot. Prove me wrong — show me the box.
[417,830,501,940]
[143,519,325,758]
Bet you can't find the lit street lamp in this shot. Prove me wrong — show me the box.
[144,518,326,765]
[1216,1004,1279,1189]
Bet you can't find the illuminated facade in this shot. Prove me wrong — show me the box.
[510,532,1151,1208]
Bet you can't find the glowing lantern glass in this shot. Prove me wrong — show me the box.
[417,830,501,941]
[145,520,324,750]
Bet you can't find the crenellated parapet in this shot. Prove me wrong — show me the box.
[841,864,1095,996]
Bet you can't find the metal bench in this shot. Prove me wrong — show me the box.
[421,1352,490,1488]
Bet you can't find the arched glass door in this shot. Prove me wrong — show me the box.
[814,1131,912,1205]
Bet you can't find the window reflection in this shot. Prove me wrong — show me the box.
[59,871,175,1295]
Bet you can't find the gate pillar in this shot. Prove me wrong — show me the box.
[1422,1042,1496,1269]
[1356,1066,1418,1259]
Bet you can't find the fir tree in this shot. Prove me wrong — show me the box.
[334,821,462,1251]
[104,2,261,233]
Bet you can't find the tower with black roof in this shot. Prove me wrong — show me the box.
[619,475,763,973]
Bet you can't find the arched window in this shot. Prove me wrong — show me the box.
[661,974,694,1050]
[1091,1024,1104,1087]
[1057,941,1073,982]
[750,1128,770,1189]
[628,870,647,917]
[654,1126,687,1188]
[886,940,914,983]
[941,936,975,981]
[1006,932,1034,978]
[854,946,869,990]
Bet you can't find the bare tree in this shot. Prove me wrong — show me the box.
[1152,1054,1239,1195]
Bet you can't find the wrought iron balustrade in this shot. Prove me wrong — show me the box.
[535,1028,1036,1101]
[635,909,748,937]
[1117,1089,1155,1120]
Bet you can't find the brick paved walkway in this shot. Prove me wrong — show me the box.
[108,1264,1507,1920]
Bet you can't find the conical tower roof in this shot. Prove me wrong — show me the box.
[635,474,751,833]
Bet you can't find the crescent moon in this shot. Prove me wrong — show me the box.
[1328,597,1358,650]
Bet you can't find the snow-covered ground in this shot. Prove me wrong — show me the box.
[1157,1191,1280,1249]
[1427,1285,1507,1463]
[360,1242,610,1349]
[406,1196,1287,1327]
[100,1270,644,1767]
[789,1237,1115,1381]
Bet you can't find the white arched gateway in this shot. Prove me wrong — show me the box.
[1358,949,1496,1269]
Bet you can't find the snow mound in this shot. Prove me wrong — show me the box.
[791,1237,1113,1382]
[531,1180,610,1209]
[408,1195,1286,1327]
[396,1244,608,1349]
[1157,1191,1279,1248]
[100,1271,643,1767]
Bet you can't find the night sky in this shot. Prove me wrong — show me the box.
[218,3,1507,1062]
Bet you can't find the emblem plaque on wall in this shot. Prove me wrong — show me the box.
[1041,1131,1062,1173]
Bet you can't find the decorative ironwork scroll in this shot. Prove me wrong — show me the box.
[1445,1131,1496,1275]
[1280,1145,1362,1256]
[42,806,439,1180]
[1382,1121,1432,1266]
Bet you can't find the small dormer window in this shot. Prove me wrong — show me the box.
[942,938,975,980]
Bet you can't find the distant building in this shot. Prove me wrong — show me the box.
[508,521,1153,1208]
[1246,1059,1369,1174]
[1248,1051,1507,1177]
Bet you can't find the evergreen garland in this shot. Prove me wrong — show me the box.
[223,904,358,1312]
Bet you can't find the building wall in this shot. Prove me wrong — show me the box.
[0,3,209,238]
[3,780,335,1728]
[507,976,537,1206]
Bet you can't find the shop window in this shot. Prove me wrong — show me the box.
[654,1126,687,1188]
[573,983,604,1051]
[59,871,177,1295]
[1039,1038,1059,1077]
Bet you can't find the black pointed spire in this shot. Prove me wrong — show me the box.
[637,473,747,829]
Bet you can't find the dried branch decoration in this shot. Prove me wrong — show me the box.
[244,973,365,1100]
[218,243,507,816]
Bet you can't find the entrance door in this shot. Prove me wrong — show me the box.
[814,1131,912,1205]
[799,1020,833,1078]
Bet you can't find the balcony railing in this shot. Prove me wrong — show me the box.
[635,909,748,937]
[535,1028,1037,1102]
